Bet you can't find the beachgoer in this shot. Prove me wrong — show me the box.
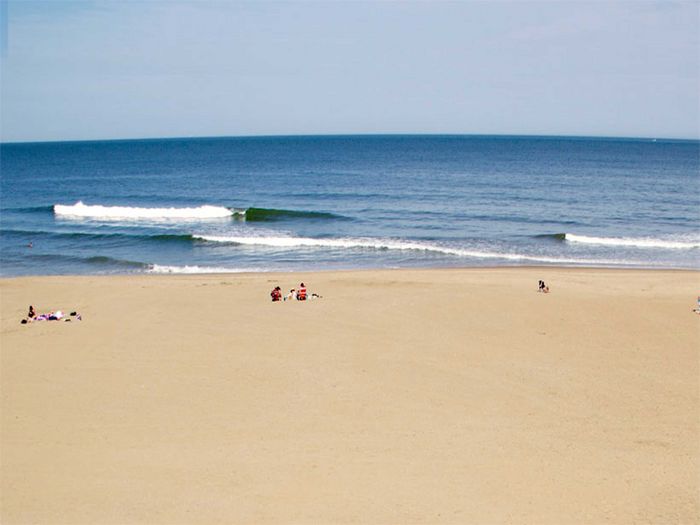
[270,286,282,302]
[284,289,296,301]
[297,283,307,301]
[538,280,549,293]
[22,308,81,323]
[33,312,53,321]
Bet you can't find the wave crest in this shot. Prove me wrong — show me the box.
[54,201,233,220]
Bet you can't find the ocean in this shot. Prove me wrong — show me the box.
[0,135,698,276]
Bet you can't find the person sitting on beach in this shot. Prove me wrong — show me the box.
[28,305,36,319]
[270,286,282,302]
[538,280,550,293]
[297,283,307,301]
[284,289,296,301]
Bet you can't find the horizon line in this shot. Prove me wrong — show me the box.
[1,132,699,146]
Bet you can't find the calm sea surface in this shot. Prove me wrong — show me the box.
[1,135,698,276]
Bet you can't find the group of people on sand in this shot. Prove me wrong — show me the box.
[270,282,321,302]
[21,305,82,324]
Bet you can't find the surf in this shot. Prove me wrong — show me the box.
[194,234,643,266]
[563,233,700,249]
[53,202,344,222]
[54,201,234,220]
[146,264,263,274]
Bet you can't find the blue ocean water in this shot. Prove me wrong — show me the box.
[1,135,698,276]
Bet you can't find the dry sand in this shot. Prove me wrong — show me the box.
[1,267,698,524]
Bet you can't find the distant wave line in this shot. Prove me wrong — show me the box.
[26,252,149,268]
[1,228,195,244]
[1,205,56,214]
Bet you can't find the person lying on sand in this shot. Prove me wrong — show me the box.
[21,310,82,324]
[21,310,62,323]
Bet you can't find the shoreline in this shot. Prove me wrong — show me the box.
[2,266,698,523]
[1,262,698,281]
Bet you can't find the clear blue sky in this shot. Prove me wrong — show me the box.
[1,0,698,142]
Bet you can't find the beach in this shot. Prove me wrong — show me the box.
[1,267,698,524]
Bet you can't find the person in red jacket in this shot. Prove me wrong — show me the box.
[297,283,307,301]
[270,286,282,302]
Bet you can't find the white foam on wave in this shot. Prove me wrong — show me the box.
[195,234,640,266]
[146,264,263,274]
[565,233,699,249]
[54,201,233,220]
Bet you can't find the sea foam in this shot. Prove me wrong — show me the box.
[565,233,699,249]
[54,201,233,220]
[194,234,642,266]
[146,264,262,274]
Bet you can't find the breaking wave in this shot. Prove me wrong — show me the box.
[52,202,343,222]
[54,201,233,220]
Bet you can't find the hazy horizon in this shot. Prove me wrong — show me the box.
[1,1,698,142]
[3,131,700,146]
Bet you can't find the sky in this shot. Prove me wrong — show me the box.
[0,0,698,142]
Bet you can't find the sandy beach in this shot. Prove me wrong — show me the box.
[1,267,698,524]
